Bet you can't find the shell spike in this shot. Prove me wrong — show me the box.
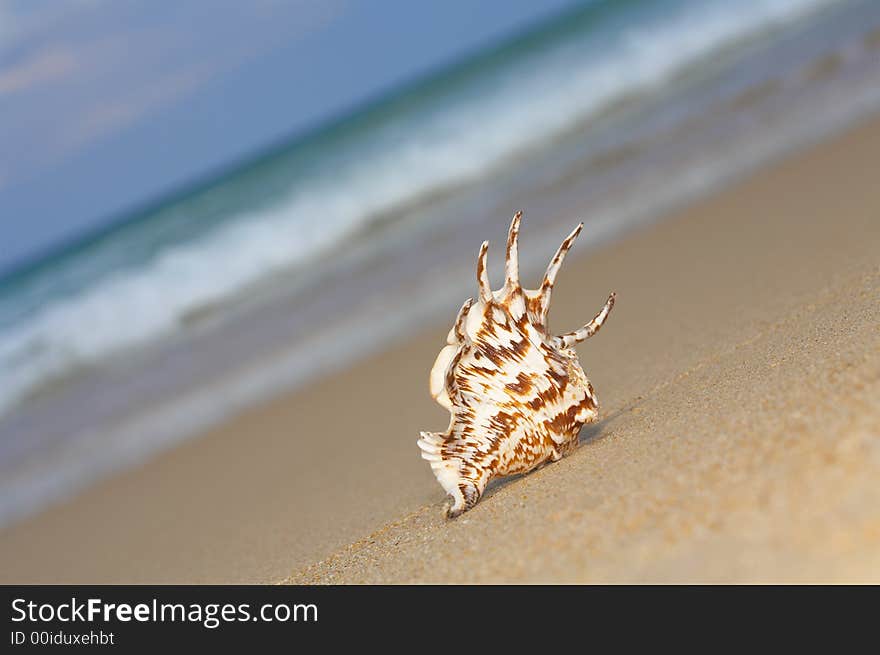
[453,297,473,342]
[476,240,492,302]
[539,222,583,320]
[553,291,616,348]
[504,210,522,290]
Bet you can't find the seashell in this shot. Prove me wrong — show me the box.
[418,211,615,518]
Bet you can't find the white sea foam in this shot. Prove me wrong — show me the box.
[0,0,838,419]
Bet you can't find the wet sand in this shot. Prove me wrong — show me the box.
[2,113,879,584]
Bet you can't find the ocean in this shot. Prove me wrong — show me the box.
[2,0,879,526]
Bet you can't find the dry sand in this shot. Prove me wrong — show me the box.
[2,114,879,584]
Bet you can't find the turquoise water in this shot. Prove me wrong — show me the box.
[2,0,880,525]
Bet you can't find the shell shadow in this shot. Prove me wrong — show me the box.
[578,397,641,446]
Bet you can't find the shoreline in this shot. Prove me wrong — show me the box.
[2,111,880,583]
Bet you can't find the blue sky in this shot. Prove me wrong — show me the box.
[0,0,580,274]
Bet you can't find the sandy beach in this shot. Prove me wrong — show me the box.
[2,111,879,584]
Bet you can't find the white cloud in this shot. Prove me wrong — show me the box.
[68,64,212,149]
[0,46,78,95]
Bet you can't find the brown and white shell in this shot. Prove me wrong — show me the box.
[419,211,615,518]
